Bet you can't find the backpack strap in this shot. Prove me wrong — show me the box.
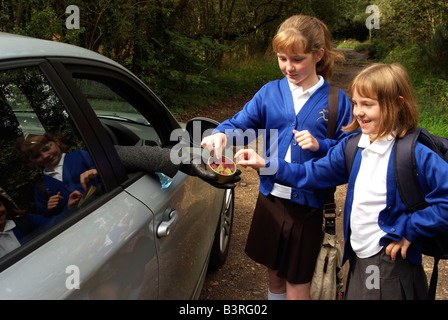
[394,128,427,212]
[323,86,339,235]
[344,132,362,176]
[326,86,339,139]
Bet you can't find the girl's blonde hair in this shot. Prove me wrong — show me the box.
[272,15,343,79]
[344,63,419,139]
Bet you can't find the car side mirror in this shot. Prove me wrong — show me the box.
[185,117,220,147]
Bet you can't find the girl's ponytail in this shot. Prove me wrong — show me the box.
[316,19,344,79]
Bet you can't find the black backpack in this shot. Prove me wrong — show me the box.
[344,127,448,299]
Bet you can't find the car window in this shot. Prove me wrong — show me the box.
[0,66,105,260]
[72,76,162,147]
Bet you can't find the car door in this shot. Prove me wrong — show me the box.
[55,59,222,299]
[0,60,159,299]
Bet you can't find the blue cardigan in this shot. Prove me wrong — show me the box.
[214,77,352,209]
[35,150,96,217]
[12,213,55,244]
[270,135,448,265]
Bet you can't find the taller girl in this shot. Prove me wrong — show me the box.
[201,15,353,300]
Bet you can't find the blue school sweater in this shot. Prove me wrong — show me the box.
[213,77,353,209]
[35,150,96,217]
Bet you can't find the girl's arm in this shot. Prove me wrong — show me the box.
[236,135,350,190]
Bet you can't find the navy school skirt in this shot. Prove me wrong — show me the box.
[245,192,323,284]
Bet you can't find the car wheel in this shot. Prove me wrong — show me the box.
[209,188,234,270]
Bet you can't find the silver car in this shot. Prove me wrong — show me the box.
[0,33,234,299]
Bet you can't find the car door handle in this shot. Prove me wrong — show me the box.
[157,209,178,238]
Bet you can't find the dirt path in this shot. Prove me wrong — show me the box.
[186,48,447,300]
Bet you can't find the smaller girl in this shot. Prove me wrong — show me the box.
[236,63,448,299]
[17,133,97,217]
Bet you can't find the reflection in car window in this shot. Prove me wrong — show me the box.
[0,66,104,258]
[73,77,161,146]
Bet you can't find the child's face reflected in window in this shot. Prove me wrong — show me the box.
[29,141,63,171]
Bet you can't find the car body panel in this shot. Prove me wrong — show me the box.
[0,188,157,299]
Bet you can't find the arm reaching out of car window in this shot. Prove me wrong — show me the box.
[114,145,241,189]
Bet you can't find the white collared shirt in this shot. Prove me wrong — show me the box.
[43,153,66,181]
[271,76,324,199]
[0,220,21,258]
[288,76,324,115]
[350,133,396,258]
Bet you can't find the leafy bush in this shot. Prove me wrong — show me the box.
[356,38,391,61]
[170,55,282,117]
[414,77,448,137]
[420,23,448,80]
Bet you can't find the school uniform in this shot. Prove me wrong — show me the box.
[270,133,448,299]
[0,214,54,258]
[35,150,96,217]
[214,77,353,284]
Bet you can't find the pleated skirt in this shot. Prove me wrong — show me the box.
[345,248,428,300]
[245,192,323,284]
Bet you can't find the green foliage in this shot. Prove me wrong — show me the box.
[383,44,422,80]
[170,54,282,117]
[416,77,448,137]
[420,23,448,80]
[331,0,370,41]
[0,0,353,111]
[1,0,447,126]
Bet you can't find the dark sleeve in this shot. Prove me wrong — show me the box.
[114,145,180,178]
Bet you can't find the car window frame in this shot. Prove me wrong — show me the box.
[49,58,182,147]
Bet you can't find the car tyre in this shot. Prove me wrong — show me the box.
[209,188,234,270]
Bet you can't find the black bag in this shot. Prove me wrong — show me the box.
[310,86,347,300]
[344,127,448,299]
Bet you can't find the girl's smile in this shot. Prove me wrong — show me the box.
[359,119,372,128]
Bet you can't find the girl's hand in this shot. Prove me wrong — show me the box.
[385,237,411,260]
[47,192,63,210]
[235,149,266,171]
[201,132,227,160]
[67,190,83,209]
[293,130,319,152]
[80,169,98,191]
